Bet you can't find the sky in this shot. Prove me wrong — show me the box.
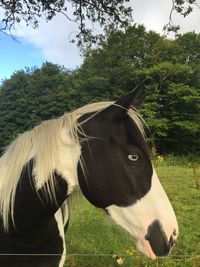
[1,0,200,81]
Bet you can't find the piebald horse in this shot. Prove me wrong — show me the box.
[0,87,178,267]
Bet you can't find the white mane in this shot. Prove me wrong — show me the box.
[0,101,145,231]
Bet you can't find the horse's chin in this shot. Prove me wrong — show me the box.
[136,239,157,260]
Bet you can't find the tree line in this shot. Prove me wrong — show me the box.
[1,25,200,155]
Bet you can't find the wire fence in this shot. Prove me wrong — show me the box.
[0,253,199,259]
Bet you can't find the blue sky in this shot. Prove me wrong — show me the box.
[1,0,200,82]
[0,34,43,81]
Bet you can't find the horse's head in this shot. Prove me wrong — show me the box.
[77,86,178,259]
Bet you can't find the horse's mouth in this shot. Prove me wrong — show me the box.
[137,239,157,260]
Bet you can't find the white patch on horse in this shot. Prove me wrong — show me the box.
[61,199,69,227]
[34,126,81,193]
[54,208,66,267]
[107,168,178,259]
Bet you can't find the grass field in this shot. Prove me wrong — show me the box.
[64,164,200,267]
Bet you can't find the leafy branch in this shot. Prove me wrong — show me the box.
[0,0,132,47]
[164,0,200,33]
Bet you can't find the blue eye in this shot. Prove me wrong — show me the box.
[128,154,139,162]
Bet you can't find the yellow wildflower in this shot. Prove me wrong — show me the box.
[126,248,137,255]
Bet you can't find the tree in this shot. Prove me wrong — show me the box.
[0,63,76,150]
[0,70,30,148]
[163,83,200,153]
[176,32,200,66]
[140,63,200,154]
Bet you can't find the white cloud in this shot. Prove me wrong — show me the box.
[13,13,83,69]
[0,9,4,19]
[132,0,171,33]
[132,0,200,35]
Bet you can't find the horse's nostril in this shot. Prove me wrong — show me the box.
[172,229,177,236]
[169,234,176,247]
[145,233,150,241]
[104,208,110,216]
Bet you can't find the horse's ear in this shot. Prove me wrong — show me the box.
[115,82,145,110]
[78,82,146,127]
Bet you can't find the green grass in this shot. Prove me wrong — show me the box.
[64,165,200,267]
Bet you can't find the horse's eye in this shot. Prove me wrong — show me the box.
[128,154,139,162]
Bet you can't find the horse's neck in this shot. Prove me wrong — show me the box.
[10,161,63,230]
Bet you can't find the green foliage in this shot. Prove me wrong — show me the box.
[140,64,200,153]
[0,63,76,150]
[176,32,200,66]
[0,70,30,148]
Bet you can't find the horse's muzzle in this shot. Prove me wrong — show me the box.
[145,219,177,257]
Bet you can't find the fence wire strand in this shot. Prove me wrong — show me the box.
[0,253,199,259]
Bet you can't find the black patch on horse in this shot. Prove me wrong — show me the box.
[0,160,68,267]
